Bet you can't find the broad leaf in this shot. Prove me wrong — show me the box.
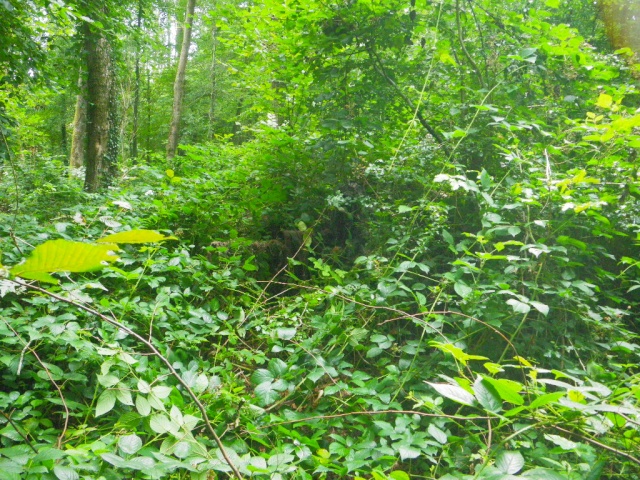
[95,389,117,417]
[482,377,524,405]
[495,450,524,475]
[97,229,176,244]
[427,382,475,406]
[11,240,119,284]
[53,466,79,480]
[528,392,564,409]
[118,434,143,455]
[474,377,503,412]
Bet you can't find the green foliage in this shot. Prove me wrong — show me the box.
[2,0,640,478]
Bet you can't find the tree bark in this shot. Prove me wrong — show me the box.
[208,17,217,140]
[69,68,87,168]
[131,0,143,161]
[84,23,114,191]
[167,0,197,160]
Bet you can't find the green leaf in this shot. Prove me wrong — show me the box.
[454,281,473,299]
[135,395,151,416]
[116,387,134,406]
[595,93,613,109]
[149,413,173,434]
[530,301,549,316]
[95,389,117,417]
[11,240,119,284]
[474,377,502,412]
[543,433,578,450]
[389,471,411,480]
[118,434,143,455]
[255,382,281,406]
[522,468,568,479]
[528,392,564,409]
[482,377,524,405]
[427,382,475,406]
[96,229,177,244]
[97,374,120,388]
[251,369,274,385]
[124,456,156,470]
[427,424,448,444]
[397,444,421,460]
[53,466,79,480]
[495,450,524,475]
[584,461,606,480]
[506,298,531,314]
[430,341,488,366]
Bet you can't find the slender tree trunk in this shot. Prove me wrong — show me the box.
[60,95,68,156]
[70,68,87,168]
[167,0,196,160]
[84,23,114,192]
[175,0,186,62]
[146,65,151,161]
[131,0,143,161]
[208,17,217,140]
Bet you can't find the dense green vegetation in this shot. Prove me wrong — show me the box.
[1,0,640,478]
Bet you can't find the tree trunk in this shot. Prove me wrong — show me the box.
[69,68,87,168]
[208,18,217,140]
[167,0,197,160]
[131,0,143,161]
[84,23,114,192]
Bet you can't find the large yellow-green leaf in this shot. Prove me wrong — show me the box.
[96,229,177,244]
[11,240,120,284]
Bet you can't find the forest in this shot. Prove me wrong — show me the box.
[1,0,640,478]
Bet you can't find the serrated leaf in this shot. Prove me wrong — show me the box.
[495,450,524,474]
[95,389,117,417]
[11,240,119,284]
[118,434,143,455]
[427,382,475,406]
[96,229,176,244]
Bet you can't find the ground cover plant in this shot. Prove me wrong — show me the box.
[1,0,640,478]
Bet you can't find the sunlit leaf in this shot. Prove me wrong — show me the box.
[11,240,119,284]
[97,229,177,244]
